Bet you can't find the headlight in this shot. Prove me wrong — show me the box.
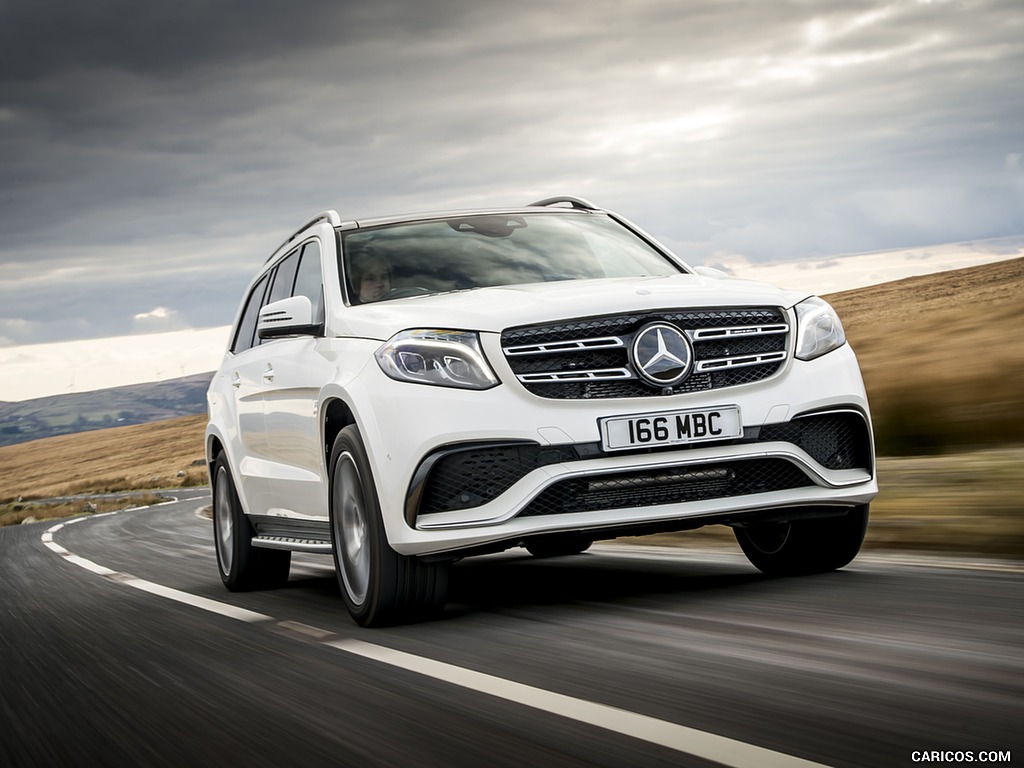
[375,329,499,389]
[794,297,846,361]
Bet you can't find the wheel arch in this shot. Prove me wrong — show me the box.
[323,396,358,468]
[204,426,252,517]
[205,428,227,485]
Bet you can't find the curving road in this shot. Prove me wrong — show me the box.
[1,494,1021,768]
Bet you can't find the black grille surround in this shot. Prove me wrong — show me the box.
[409,410,872,521]
[501,307,790,400]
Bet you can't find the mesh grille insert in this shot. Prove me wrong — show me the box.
[760,412,871,470]
[420,444,575,515]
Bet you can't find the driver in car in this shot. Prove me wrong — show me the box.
[349,250,391,303]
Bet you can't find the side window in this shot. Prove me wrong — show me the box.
[266,248,301,305]
[231,273,269,354]
[293,241,324,324]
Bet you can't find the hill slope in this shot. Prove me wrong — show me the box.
[0,413,209,502]
[0,373,212,448]
[826,255,1024,453]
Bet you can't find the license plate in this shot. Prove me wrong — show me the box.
[600,406,742,451]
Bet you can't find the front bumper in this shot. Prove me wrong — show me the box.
[348,336,877,557]
[410,409,871,527]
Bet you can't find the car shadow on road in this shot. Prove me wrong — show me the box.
[277,547,868,623]
[443,549,771,616]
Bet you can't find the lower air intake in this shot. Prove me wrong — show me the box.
[519,458,813,517]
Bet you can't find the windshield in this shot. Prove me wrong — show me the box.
[341,212,683,305]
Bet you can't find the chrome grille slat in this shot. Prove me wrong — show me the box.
[504,336,624,356]
[517,368,632,383]
[690,324,789,340]
[695,351,788,372]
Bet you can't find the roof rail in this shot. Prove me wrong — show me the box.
[527,196,599,211]
[267,210,342,262]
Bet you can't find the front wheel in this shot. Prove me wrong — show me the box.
[734,505,869,577]
[212,452,290,591]
[329,426,448,626]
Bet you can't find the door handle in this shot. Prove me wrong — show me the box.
[231,373,241,388]
[262,365,275,383]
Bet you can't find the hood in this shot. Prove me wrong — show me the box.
[334,274,810,340]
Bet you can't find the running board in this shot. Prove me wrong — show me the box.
[249,516,333,554]
[251,535,333,554]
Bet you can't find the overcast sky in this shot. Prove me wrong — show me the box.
[1,0,1022,350]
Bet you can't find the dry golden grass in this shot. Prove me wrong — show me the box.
[865,448,1024,557]
[0,413,208,503]
[825,256,1024,452]
[0,492,169,527]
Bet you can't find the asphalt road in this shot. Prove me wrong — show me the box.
[2,493,1021,768]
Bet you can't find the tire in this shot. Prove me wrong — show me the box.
[735,505,869,577]
[212,452,291,591]
[329,426,448,627]
[524,533,593,558]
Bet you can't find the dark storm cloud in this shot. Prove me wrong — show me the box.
[0,0,1022,345]
[0,0,462,81]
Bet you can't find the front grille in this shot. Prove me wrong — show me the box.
[502,308,789,399]
[519,459,812,517]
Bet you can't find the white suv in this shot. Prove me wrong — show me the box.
[206,196,876,626]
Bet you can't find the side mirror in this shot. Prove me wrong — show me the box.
[257,296,323,340]
[693,265,729,279]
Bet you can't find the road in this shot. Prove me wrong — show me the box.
[2,493,1021,768]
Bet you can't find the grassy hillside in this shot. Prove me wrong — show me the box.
[0,373,211,448]
[0,413,208,505]
[826,256,1024,454]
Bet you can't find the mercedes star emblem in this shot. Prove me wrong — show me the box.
[631,323,693,386]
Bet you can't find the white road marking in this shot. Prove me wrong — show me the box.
[66,553,119,577]
[120,577,273,623]
[330,637,828,768]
